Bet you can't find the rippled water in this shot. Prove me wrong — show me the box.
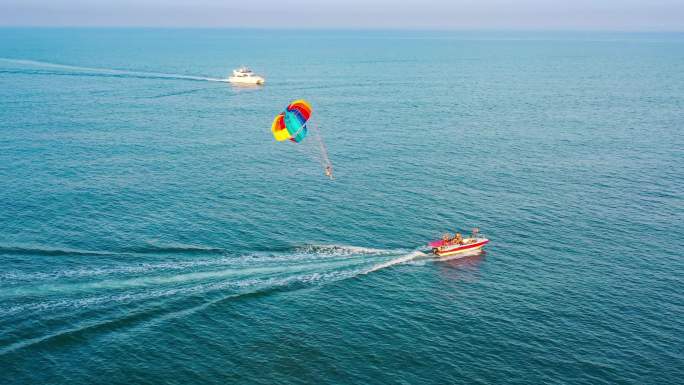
[1,29,682,384]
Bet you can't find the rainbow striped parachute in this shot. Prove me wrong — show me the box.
[271,99,312,143]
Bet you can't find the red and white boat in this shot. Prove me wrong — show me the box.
[428,229,489,257]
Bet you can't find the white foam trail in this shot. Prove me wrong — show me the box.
[0,244,398,299]
[0,245,419,316]
[0,265,365,317]
[1,245,395,282]
[0,267,368,356]
[0,58,226,82]
[363,251,426,274]
[294,244,396,256]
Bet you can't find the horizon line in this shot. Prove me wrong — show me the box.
[1,26,683,34]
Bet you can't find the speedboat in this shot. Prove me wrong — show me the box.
[228,66,265,85]
[429,229,489,257]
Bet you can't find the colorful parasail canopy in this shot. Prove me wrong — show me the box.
[271,99,312,143]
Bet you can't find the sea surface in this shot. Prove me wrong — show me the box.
[0,29,682,384]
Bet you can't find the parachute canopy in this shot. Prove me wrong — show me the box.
[271,99,312,143]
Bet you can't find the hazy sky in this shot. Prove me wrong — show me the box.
[1,0,682,30]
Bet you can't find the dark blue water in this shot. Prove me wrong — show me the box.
[1,29,682,384]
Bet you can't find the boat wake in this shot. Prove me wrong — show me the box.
[0,244,424,314]
[0,243,430,355]
[0,58,226,83]
[364,250,427,274]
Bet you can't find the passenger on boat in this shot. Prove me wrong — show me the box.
[453,233,463,244]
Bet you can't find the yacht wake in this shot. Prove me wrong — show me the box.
[0,58,226,82]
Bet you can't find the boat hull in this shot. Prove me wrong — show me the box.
[228,76,265,85]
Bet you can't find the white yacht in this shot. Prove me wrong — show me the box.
[228,66,265,85]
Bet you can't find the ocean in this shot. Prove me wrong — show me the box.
[0,29,682,384]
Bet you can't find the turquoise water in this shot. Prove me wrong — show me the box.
[1,29,683,384]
